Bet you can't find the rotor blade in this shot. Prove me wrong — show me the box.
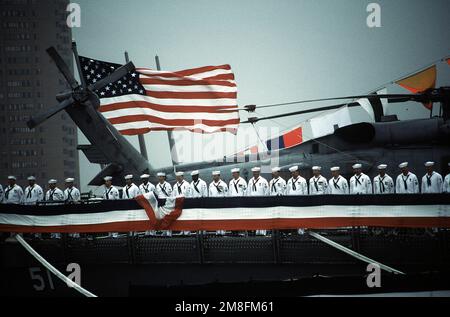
[240,102,357,124]
[89,61,135,92]
[27,98,74,129]
[46,47,79,90]
[240,93,421,111]
[71,42,87,89]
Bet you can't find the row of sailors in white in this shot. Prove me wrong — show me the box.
[0,176,80,204]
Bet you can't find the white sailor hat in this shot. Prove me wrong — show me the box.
[312,166,321,171]
[448,162,450,167]
[231,168,240,173]
[352,163,362,169]
[251,167,261,172]
[124,174,133,180]
[289,166,299,172]
[48,179,57,184]
[157,172,166,177]
[398,162,408,169]
[191,170,199,176]
[65,178,75,183]
[271,167,281,173]
[7,175,16,180]
[330,167,340,172]
[140,174,150,179]
[377,164,388,170]
[27,176,36,181]
[104,176,113,181]
[424,161,435,167]
[212,171,221,176]
[175,171,184,177]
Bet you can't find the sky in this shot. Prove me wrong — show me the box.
[72,0,450,191]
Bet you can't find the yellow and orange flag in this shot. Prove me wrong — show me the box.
[395,65,436,109]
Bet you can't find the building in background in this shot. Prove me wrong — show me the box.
[0,0,80,188]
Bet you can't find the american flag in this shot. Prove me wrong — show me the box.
[79,56,240,135]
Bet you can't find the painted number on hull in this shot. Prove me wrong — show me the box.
[29,267,55,291]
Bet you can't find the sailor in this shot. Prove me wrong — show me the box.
[328,167,349,195]
[0,183,3,203]
[154,172,173,199]
[209,171,228,197]
[102,176,120,200]
[269,167,286,196]
[45,179,66,239]
[123,175,140,199]
[3,176,24,204]
[286,166,308,196]
[349,164,372,194]
[172,171,191,197]
[309,166,328,195]
[45,179,64,201]
[395,162,420,194]
[64,178,81,202]
[444,163,450,194]
[139,174,155,195]
[228,168,247,197]
[23,176,44,205]
[373,164,395,194]
[421,161,443,194]
[247,167,269,196]
[190,170,208,198]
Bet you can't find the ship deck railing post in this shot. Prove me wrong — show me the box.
[196,231,205,264]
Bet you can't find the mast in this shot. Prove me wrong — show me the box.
[155,55,179,172]
[124,51,148,161]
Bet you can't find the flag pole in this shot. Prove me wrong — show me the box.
[125,51,149,161]
[155,55,178,172]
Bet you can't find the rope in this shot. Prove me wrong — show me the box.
[14,234,98,297]
[308,231,405,275]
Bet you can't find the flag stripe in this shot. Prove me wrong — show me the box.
[145,91,237,99]
[100,94,237,107]
[99,101,237,114]
[143,84,237,93]
[101,107,239,121]
[140,78,237,87]
[119,127,238,135]
[108,115,240,127]
[113,121,238,134]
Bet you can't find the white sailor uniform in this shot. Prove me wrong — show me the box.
[154,182,173,199]
[309,176,328,195]
[350,173,372,194]
[190,178,208,198]
[0,184,4,203]
[269,177,287,196]
[373,174,395,194]
[286,176,308,196]
[228,177,247,197]
[209,180,228,197]
[24,184,44,205]
[3,184,24,204]
[247,177,269,196]
[328,176,349,195]
[64,187,81,202]
[139,182,156,195]
[395,172,420,194]
[103,186,120,200]
[173,180,191,197]
[444,174,450,193]
[123,183,140,199]
[45,188,64,201]
[421,172,443,194]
